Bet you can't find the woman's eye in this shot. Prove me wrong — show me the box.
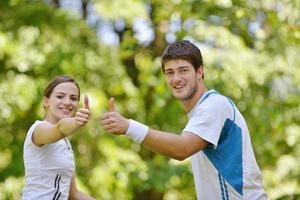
[71,97,78,101]
[56,95,64,99]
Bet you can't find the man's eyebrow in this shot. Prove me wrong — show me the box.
[166,66,189,71]
[177,66,189,69]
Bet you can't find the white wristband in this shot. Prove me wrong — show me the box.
[125,119,149,144]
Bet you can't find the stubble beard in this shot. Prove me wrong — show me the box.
[176,78,199,101]
[180,85,198,101]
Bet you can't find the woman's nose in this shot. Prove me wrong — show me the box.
[63,98,72,105]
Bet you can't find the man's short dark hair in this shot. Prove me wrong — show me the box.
[161,40,203,73]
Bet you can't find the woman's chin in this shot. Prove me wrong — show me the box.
[59,113,74,118]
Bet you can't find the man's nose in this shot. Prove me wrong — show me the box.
[172,72,182,82]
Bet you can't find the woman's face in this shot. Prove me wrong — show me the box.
[43,82,79,123]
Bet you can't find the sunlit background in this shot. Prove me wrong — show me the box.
[0,0,299,199]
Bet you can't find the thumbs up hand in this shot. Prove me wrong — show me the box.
[84,94,90,110]
[108,97,116,112]
[75,95,91,126]
[101,97,129,135]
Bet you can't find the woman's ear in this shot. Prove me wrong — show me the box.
[43,96,49,109]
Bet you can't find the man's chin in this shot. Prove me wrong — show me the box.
[173,94,187,101]
[174,93,195,101]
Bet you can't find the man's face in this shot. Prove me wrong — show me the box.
[164,59,203,101]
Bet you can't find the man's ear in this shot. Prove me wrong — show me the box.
[197,66,204,80]
[43,96,49,108]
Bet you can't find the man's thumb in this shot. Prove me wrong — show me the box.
[109,97,116,112]
[84,95,89,110]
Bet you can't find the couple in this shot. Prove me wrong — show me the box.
[22,40,268,200]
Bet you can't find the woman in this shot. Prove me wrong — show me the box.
[22,75,94,200]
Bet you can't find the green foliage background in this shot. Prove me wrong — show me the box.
[0,0,299,199]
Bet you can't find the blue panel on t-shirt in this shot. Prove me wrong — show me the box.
[203,119,243,196]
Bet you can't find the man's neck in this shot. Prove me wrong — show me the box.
[182,86,207,113]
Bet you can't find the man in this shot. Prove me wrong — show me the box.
[101,40,268,199]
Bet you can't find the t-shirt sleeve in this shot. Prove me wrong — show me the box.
[183,95,232,148]
[25,120,48,147]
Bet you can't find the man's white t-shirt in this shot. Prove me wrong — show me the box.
[183,90,268,200]
[22,120,75,200]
